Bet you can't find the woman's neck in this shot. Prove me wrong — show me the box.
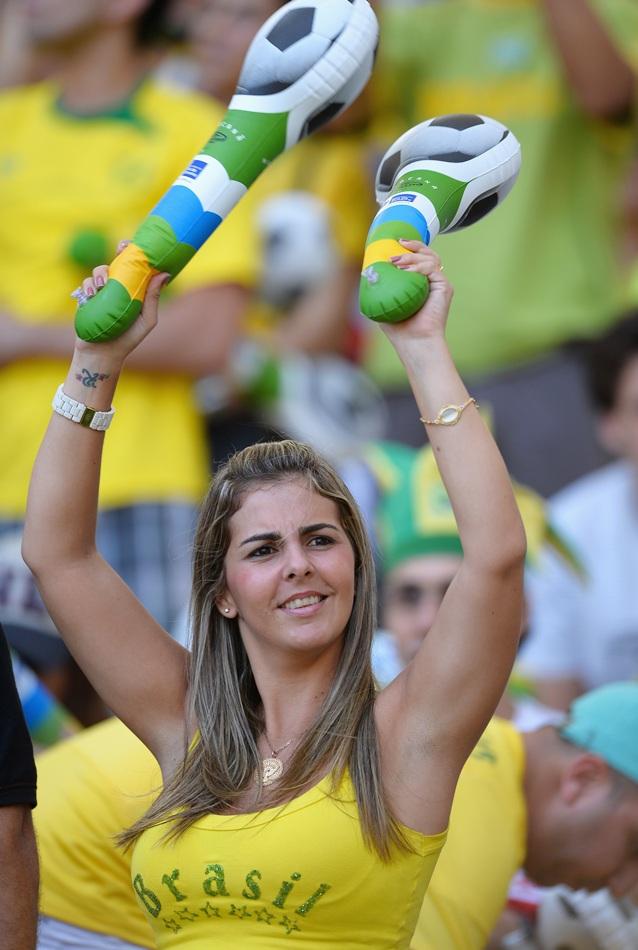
[260,675,333,749]
[252,652,339,749]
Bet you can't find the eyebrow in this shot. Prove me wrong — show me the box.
[239,523,339,547]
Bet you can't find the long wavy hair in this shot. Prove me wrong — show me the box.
[119,440,411,859]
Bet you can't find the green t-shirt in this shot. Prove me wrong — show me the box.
[366,0,638,384]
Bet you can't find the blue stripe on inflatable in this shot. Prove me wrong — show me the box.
[184,208,223,251]
[151,186,222,250]
[374,204,430,243]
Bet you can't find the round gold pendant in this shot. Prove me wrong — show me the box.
[262,757,283,786]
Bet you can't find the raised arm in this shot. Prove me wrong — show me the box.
[22,271,189,761]
[540,0,635,120]
[376,242,526,832]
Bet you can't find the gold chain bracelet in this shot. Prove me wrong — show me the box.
[420,396,478,427]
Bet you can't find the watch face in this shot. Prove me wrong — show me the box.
[79,408,96,428]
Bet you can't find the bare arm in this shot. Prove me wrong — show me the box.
[0,283,249,376]
[273,264,357,356]
[377,243,526,832]
[22,274,190,759]
[541,0,635,119]
[0,806,38,950]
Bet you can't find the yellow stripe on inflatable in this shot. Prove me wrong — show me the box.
[362,238,406,271]
[108,243,159,302]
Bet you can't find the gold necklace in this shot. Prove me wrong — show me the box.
[261,734,295,787]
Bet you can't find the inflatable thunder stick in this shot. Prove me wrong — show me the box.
[360,114,521,324]
[75,0,378,342]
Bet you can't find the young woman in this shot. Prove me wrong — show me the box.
[23,242,526,948]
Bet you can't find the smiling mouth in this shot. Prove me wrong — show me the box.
[280,594,326,610]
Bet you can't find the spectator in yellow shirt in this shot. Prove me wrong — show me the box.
[412,683,638,949]
[0,0,258,652]
[32,688,638,950]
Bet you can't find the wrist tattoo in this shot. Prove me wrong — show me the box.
[75,368,111,389]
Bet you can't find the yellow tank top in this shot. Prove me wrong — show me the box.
[130,772,446,949]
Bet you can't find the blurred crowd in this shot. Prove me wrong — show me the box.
[2,0,638,948]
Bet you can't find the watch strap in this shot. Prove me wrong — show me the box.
[52,385,115,431]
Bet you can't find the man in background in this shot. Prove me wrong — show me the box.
[520,311,638,710]
[412,683,638,949]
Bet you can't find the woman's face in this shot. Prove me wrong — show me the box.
[220,477,356,664]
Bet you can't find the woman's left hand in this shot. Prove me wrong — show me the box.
[381,240,454,348]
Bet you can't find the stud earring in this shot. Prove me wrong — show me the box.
[224,607,230,614]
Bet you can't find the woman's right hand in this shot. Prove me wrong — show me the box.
[73,241,170,365]
[380,241,454,355]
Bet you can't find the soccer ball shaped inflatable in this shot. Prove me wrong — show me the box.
[536,887,638,950]
[268,354,388,461]
[257,192,339,308]
[237,1,376,144]
[75,0,378,342]
[360,114,521,323]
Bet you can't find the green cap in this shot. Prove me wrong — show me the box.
[561,683,638,785]
[365,441,463,573]
[365,441,582,576]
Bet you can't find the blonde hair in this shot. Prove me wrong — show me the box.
[119,440,411,859]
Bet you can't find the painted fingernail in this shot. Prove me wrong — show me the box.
[87,286,95,297]
[390,255,402,262]
[95,276,104,288]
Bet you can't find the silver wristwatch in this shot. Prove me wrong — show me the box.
[52,385,115,431]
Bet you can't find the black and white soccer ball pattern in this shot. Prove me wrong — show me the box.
[375,113,521,234]
[236,0,376,142]
[271,355,387,461]
[536,886,638,950]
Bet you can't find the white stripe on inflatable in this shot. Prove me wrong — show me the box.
[175,153,228,202]
[208,178,248,218]
[173,154,248,217]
